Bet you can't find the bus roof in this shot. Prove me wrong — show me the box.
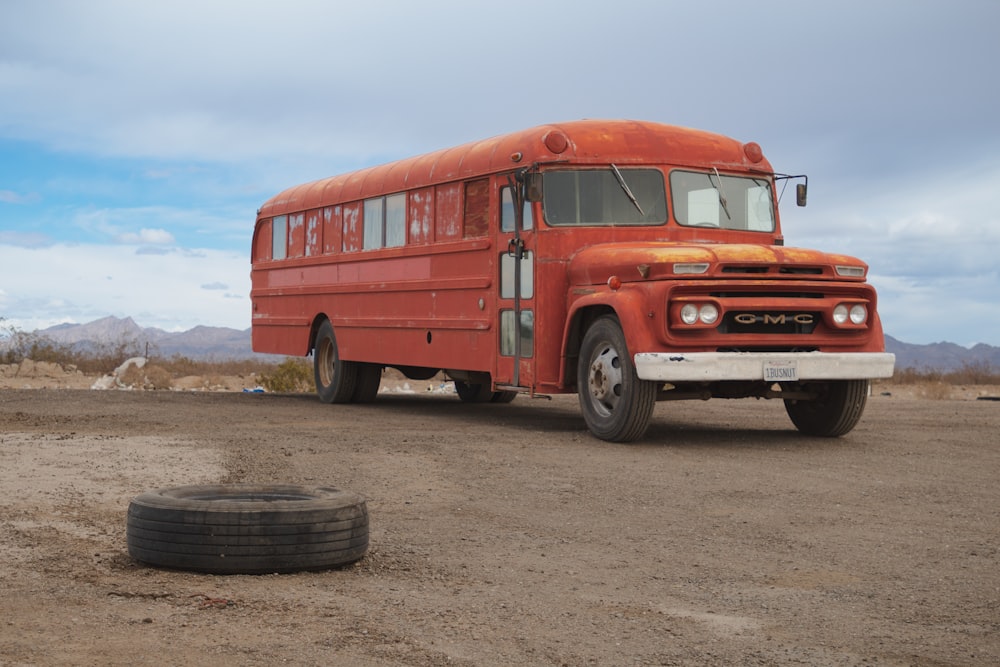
[257,119,771,218]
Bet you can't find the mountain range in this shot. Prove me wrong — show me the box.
[8,316,267,361]
[3,316,998,371]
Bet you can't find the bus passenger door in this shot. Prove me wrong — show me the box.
[495,179,535,391]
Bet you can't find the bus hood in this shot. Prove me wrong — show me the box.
[567,242,870,285]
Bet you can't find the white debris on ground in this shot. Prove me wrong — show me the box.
[380,381,456,395]
[90,356,147,390]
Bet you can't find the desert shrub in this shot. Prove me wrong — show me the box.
[0,328,77,367]
[117,363,173,390]
[259,358,315,393]
[143,365,174,390]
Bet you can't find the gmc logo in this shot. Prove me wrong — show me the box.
[734,313,814,325]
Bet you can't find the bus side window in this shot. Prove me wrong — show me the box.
[363,198,384,249]
[385,193,406,247]
[500,186,533,233]
[272,215,287,260]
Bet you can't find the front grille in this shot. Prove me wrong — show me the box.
[717,311,819,335]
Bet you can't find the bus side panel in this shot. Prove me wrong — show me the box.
[251,320,312,356]
[251,241,496,370]
[332,244,494,370]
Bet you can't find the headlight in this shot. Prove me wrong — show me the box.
[833,303,867,326]
[680,304,699,325]
[678,303,719,326]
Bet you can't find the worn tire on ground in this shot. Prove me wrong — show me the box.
[126,484,369,574]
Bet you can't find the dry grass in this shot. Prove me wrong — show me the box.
[891,361,1000,386]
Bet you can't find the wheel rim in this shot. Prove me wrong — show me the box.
[317,336,335,388]
[587,342,623,418]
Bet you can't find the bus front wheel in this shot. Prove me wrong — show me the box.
[577,315,657,442]
[314,320,358,403]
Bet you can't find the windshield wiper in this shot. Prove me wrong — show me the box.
[710,167,732,221]
[610,163,645,216]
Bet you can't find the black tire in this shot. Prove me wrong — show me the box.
[455,380,494,403]
[352,363,383,403]
[490,390,518,403]
[314,320,358,403]
[126,484,368,574]
[784,379,869,437]
[577,315,657,442]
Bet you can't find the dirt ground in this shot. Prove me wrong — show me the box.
[0,368,998,666]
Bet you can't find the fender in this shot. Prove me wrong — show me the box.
[559,285,661,388]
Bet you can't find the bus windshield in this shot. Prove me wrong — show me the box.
[670,170,775,232]
[542,168,667,226]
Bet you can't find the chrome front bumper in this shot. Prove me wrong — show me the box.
[634,352,896,382]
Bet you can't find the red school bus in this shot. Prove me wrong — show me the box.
[251,119,895,442]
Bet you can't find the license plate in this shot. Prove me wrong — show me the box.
[763,360,798,382]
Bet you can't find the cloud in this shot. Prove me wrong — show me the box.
[0,242,250,332]
[0,189,40,204]
[3,1,992,169]
[0,230,54,248]
[115,228,175,245]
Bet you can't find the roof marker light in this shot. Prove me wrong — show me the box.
[743,142,763,163]
[543,130,569,154]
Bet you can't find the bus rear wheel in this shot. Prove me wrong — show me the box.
[352,363,383,403]
[454,380,494,403]
[577,315,657,442]
[314,320,358,403]
[784,379,869,436]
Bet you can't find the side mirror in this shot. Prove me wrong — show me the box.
[796,183,807,207]
[524,172,543,202]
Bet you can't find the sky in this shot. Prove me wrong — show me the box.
[1,0,998,346]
